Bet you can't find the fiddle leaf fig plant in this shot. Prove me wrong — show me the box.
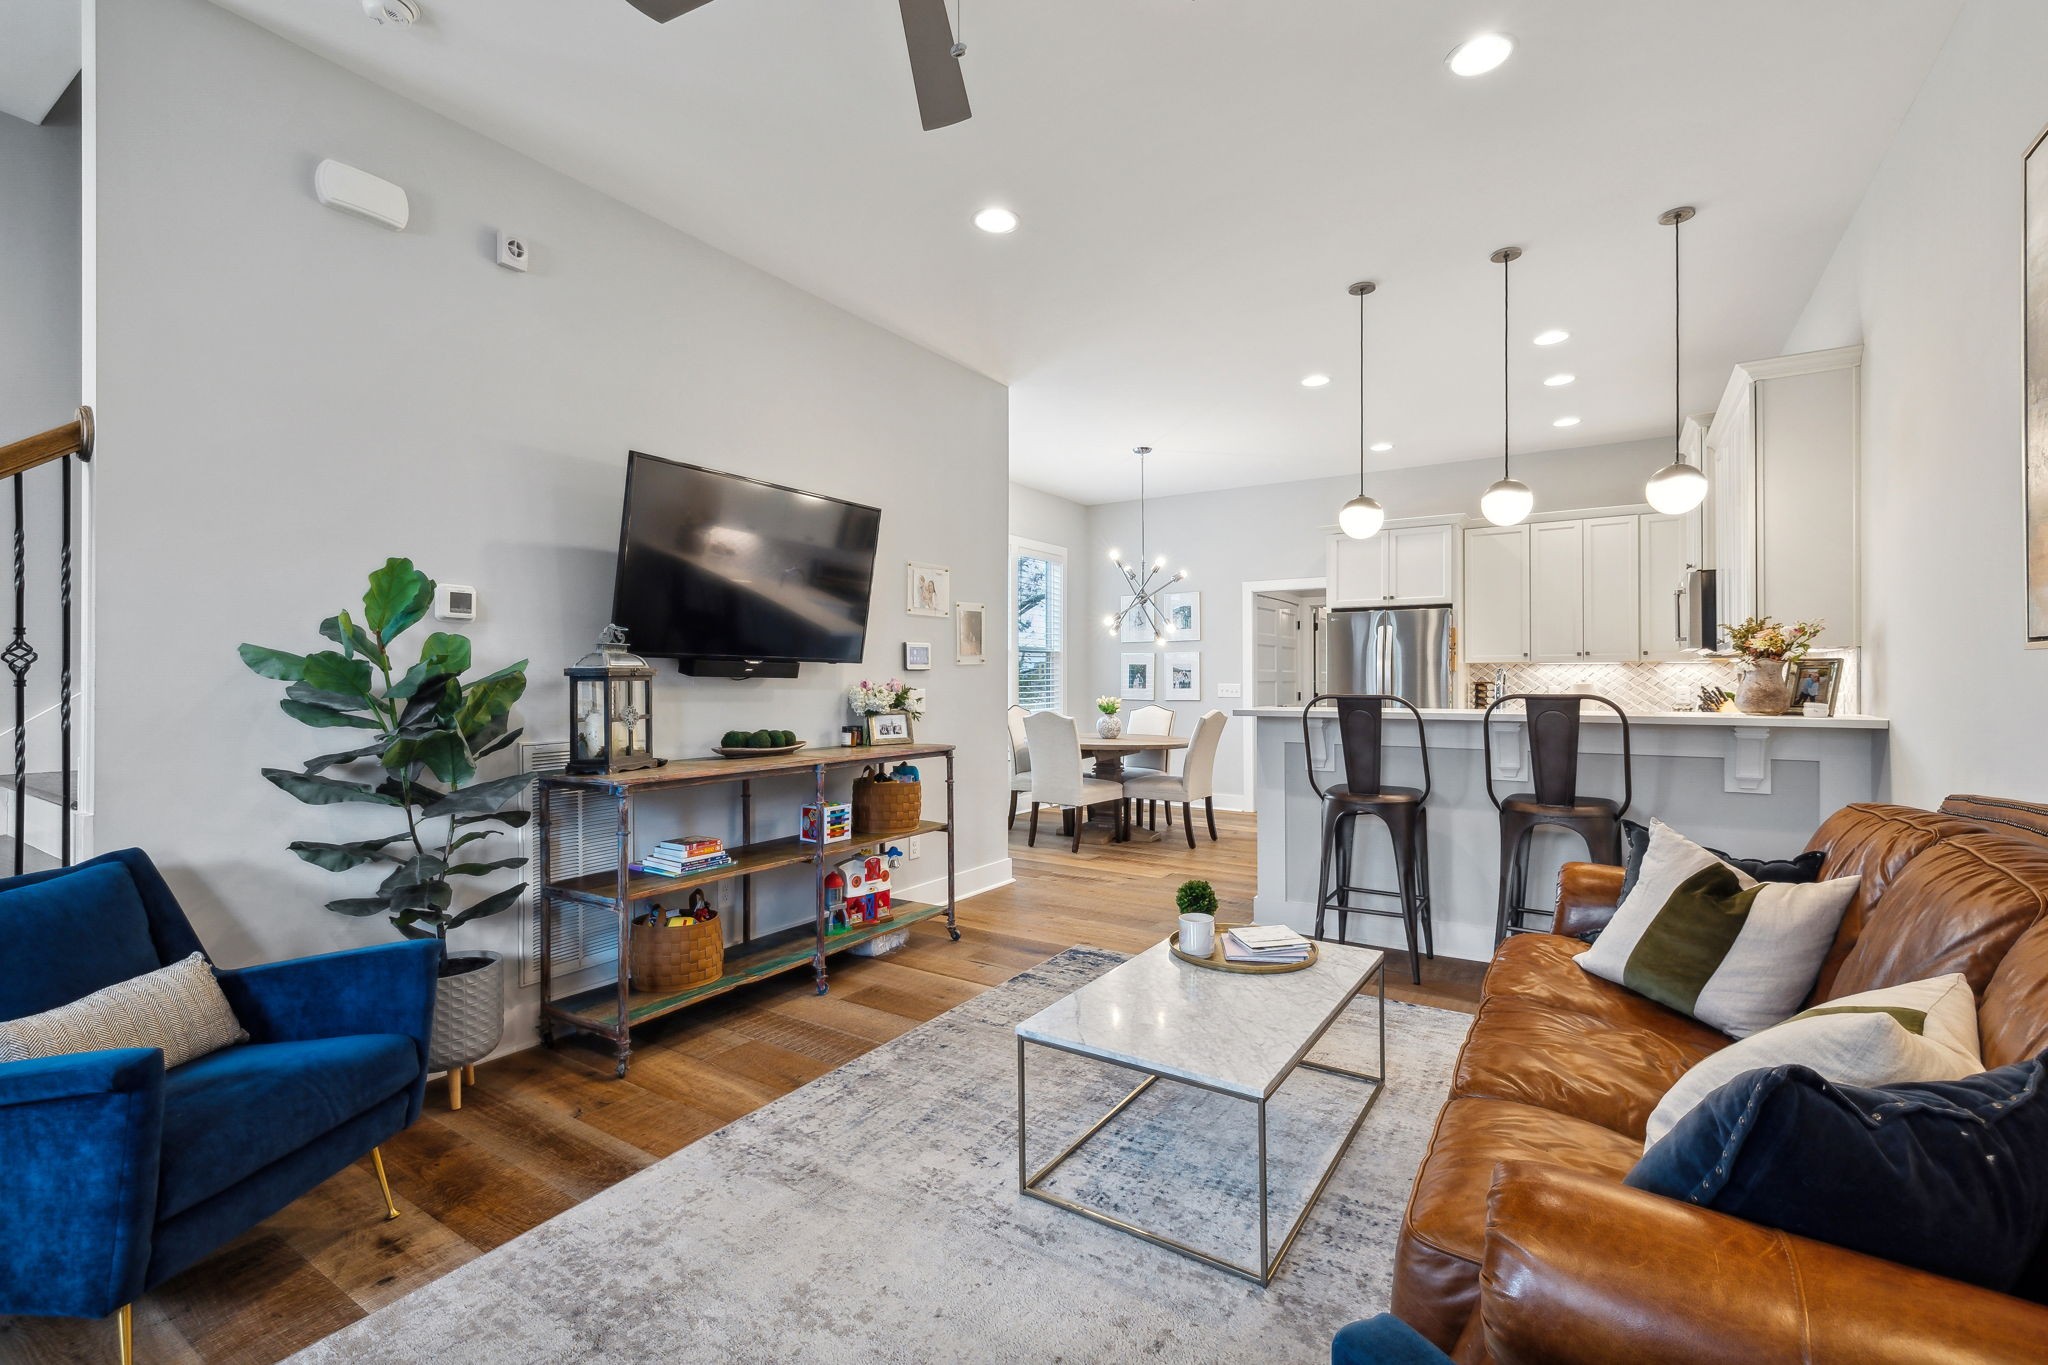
[241,558,532,969]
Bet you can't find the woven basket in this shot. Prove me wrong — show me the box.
[629,891,724,993]
[853,765,923,835]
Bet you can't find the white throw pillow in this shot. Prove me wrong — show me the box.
[1578,818,1856,1039]
[1644,972,1983,1148]
[0,951,247,1068]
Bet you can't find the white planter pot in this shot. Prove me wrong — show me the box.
[1178,914,1216,957]
[428,950,505,1072]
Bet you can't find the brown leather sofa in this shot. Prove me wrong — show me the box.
[1391,795,2048,1363]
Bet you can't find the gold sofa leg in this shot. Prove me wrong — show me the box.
[370,1146,401,1221]
[116,1303,133,1365]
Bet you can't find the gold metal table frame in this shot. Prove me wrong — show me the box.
[1015,961,1387,1286]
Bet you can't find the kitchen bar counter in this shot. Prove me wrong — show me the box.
[1234,705,1889,963]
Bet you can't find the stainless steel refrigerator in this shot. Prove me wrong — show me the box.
[1325,606,1454,707]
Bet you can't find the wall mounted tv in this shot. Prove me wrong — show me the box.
[610,453,882,679]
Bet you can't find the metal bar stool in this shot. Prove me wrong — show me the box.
[1482,693,1633,945]
[1305,694,1434,984]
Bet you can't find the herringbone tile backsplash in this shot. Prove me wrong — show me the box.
[1479,653,1860,715]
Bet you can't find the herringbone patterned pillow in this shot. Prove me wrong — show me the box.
[0,951,247,1067]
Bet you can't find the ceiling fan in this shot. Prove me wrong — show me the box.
[622,0,972,131]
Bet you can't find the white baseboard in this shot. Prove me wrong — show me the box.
[897,855,1013,905]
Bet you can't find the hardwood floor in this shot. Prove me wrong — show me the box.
[0,809,1483,1364]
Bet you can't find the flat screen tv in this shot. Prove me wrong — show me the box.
[610,453,882,677]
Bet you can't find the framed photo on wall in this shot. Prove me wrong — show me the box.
[1163,651,1201,701]
[2028,123,2048,644]
[907,563,951,618]
[955,602,987,664]
[1118,595,1156,644]
[1120,652,1154,700]
[1163,590,1202,641]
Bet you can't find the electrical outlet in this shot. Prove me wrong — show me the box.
[1217,682,1243,699]
[905,836,922,860]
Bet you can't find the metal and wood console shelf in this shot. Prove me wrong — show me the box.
[535,742,957,1077]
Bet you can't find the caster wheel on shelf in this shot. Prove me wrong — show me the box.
[537,1025,556,1050]
[948,926,961,941]
[816,981,829,996]
[614,1060,629,1080]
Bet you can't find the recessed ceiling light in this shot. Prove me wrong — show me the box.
[1543,373,1575,387]
[1446,33,1514,78]
[1301,373,1331,388]
[1369,441,1394,453]
[1532,329,1569,346]
[1552,416,1581,428]
[973,207,1019,234]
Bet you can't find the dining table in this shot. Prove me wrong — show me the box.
[1075,733,1189,842]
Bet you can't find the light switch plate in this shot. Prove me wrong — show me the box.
[1216,682,1243,698]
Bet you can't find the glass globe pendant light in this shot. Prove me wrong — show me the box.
[1481,246,1533,526]
[1338,280,1386,539]
[1645,205,1710,515]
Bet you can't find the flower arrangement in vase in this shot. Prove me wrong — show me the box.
[848,678,926,720]
[1722,616,1824,715]
[1095,695,1122,738]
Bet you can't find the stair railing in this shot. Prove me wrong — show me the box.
[0,405,92,872]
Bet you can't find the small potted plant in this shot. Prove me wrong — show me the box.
[1722,616,1824,715]
[1176,878,1218,956]
[1095,695,1122,739]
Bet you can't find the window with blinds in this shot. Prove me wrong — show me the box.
[1011,538,1065,713]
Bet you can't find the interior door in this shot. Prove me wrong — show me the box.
[1529,520,1586,661]
[1276,602,1302,702]
[1581,515,1641,660]
[1253,594,1294,706]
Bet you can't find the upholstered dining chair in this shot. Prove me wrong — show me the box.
[1121,704,1175,829]
[1022,711,1127,850]
[1006,703,1033,829]
[0,849,439,1362]
[1122,709,1228,848]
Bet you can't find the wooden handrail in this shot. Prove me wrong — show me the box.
[0,406,93,482]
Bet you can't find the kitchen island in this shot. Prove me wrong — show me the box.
[1234,705,1890,964]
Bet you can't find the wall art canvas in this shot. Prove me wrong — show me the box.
[1118,595,1156,644]
[908,563,950,618]
[1163,651,1201,701]
[2029,125,2048,643]
[1163,590,1202,641]
[1120,652,1154,700]
[955,602,987,665]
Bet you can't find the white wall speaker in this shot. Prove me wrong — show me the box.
[313,159,410,231]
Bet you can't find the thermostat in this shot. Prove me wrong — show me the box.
[435,584,477,621]
[496,232,530,272]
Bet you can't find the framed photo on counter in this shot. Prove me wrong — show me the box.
[1788,658,1841,715]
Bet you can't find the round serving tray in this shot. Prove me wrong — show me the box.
[712,742,807,759]
[1167,926,1318,974]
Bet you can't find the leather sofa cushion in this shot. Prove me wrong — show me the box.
[1454,996,1724,1139]
[1481,934,1732,1049]
[1826,832,2048,1001]
[0,863,163,1022]
[157,1033,418,1219]
[1395,1098,1642,1350]
[1804,804,1982,1002]
[1981,916,2048,1068]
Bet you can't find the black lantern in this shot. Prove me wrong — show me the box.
[565,624,658,774]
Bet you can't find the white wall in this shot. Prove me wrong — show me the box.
[1085,439,1668,802]
[87,0,1010,1050]
[1782,0,2048,807]
[0,81,79,751]
[1006,481,1088,716]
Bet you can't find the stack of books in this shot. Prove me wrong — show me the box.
[633,835,732,879]
[1222,924,1312,965]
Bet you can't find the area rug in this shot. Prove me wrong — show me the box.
[292,947,1471,1365]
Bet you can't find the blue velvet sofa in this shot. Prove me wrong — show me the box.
[0,849,439,1357]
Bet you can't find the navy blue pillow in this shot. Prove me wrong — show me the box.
[1628,1060,2048,1293]
[1617,818,1825,902]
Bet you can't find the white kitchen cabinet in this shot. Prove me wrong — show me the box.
[1529,521,1585,661]
[1327,522,1455,608]
[1582,516,1641,660]
[1639,511,1702,660]
[1462,525,1529,662]
[1707,347,1860,646]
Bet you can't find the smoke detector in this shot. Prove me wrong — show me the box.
[362,0,421,25]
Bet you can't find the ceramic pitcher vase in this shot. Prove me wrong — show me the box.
[1735,658,1794,715]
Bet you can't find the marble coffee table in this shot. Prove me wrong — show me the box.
[1014,936,1387,1284]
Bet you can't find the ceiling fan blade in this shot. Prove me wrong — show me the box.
[622,0,718,21]
[897,0,972,131]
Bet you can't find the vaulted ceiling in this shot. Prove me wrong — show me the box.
[208,0,1960,502]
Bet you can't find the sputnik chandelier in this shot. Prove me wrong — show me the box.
[1103,446,1185,645]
